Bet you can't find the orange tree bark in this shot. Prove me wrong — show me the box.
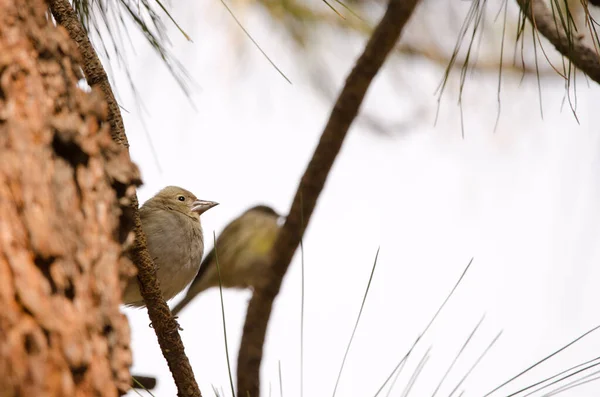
[0,0,140,395]
[47,1,202,395]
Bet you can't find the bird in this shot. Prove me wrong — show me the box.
[170,205,281,316]
[122,186,218,307]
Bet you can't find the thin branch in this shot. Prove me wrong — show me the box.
[516,0,600,84]
[48,0,127,147]
[235,0,422,395]
[47,1,202,396]
[128,198,201,397]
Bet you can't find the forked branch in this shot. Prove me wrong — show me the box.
[236,0,422,395]
[47,0,201,396]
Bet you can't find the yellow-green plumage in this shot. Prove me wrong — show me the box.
[171,205,280,316]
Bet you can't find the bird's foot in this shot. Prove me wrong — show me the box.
[173,316,184,331]
[148,316,183,331]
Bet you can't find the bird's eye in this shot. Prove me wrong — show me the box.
[177,196,185,202]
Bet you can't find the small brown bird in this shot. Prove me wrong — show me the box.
[122,186,218,307]
[171,205,280,316]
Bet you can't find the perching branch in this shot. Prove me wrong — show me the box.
[236,0,422,395]
[47,0,127,147]
[47,1,202,396]
[516,0,600,84]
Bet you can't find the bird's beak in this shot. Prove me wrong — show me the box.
[191,200,219,215]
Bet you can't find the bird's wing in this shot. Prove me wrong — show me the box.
[192,247,214,288]
[188,216,245,290]
[171,248,215,316]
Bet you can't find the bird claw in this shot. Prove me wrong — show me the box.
[147,318,184,331]
[173,316,184,331]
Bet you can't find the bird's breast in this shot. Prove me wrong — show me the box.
[143,209,205,301]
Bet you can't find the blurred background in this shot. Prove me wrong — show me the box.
[89,0,600,395]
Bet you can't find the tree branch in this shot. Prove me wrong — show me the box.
[47,0,127,147]
[236,0,422,395]
[516,0,600,84]
[47,1,202,396]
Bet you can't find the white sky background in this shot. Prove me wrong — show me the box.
[105,0,600,396]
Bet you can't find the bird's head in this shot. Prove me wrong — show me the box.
[245,204,285,227]
[153,186,219,221]
[247,205,279,218]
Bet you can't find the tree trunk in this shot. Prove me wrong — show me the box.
[0,0,140,395]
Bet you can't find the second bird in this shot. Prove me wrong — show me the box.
[171,205,281,316]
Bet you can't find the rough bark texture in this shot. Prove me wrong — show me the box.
[47,1,202,395]
[47,0,127,148]
[0,0,140,395]
[236,0,422,395]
